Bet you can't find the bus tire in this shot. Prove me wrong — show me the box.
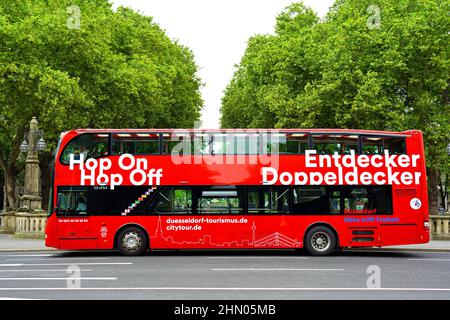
[117,227,148,256]
[304,226,336,256]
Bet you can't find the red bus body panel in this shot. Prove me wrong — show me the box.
[45,129,430,251]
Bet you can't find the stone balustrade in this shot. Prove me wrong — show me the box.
[14,211,47,239]
[430,215,450,240]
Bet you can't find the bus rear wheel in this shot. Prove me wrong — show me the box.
[304,226,337,256]
[117,227,148,256]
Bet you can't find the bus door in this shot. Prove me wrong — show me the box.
[55,186,97,248]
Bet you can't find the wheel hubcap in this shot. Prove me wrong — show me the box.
[123,232,141,251]
[311,232,331,252]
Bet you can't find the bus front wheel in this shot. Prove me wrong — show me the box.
[304,226,337,256]
[117,227,148,256]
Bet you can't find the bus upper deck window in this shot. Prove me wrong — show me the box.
[112,133,160,155]
[60,134,109,164]
[383,137,406,154]
[312,134,358,154]
[281,133,309,154]
[163,133,210,155]
[362,136,405,155]
[212,133,259,155]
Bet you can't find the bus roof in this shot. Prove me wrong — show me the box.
[68,128,417,137]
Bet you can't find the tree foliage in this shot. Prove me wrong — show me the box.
[0,0,203,209]
[221,0,449,212]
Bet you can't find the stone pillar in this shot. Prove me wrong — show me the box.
[15,117,46,239]
[436,218,442,235]
[0,210,16,234]
[443,218,449,235]
[20,117,42,211]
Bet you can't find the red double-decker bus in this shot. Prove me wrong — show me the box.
[45,129,429,256]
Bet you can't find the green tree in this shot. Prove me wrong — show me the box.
[221,0,449,214]
[0,0,203,210]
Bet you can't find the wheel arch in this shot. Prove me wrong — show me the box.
[113,223,150,250]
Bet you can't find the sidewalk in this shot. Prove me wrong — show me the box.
[0,234,50,252]
[373,241,450,252]
[0,233,449,252]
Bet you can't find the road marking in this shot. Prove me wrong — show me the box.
[408,258,450,262]
[0,264,23,267]
[1,263,131,267]
[0,297,43,300]
[0,287,450,292]
[0,269,93,272]
[206,256,308,259]
[20,263,131,266]
[6,257,110,261]
[346,250,450,254]
[0,277,117,281]
[212,268,344,271]
[0,254,54,257]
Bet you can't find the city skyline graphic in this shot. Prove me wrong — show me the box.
[150,215,302,248]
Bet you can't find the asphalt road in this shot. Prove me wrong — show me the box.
[0,249,449,300]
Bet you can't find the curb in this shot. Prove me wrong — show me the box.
[345,248,450,253]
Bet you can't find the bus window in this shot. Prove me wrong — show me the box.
[212,133,259,155]
[247,187,270,213]
[196,188,243,214]
[112,133,160,155]
[162,133,210,155]
[361,136,383,154]
[173,189,192,213]
[343,186,392,214]
[329,188,341,214]
[60,134,109,164]
[292,186,337,214]
[135,134,160,155]
[211,134,234,155]
[112,133,135,154]
[337,135,358,154]
[88,186,151,215]
[148,187,192,214]
[292,186,341,214]
[279,133,309,154]
[151,188,169,213]
[312,135,358,155]
[361,136,406,155]
[383,137,406,155]
[270,187,289,213]
[56,187,88,216]
[246,187,289,214]
[262,133,286,154]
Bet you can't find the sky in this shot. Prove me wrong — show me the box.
[110,0,335,128]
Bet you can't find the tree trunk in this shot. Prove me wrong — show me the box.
[4,166,18,210]
[0,171,4,212]
[428,168,439,215]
